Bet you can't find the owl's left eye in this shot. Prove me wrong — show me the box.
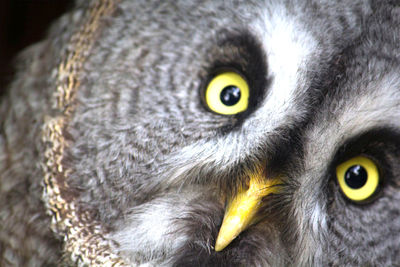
[204,71,249,115]
[336,156,380,202]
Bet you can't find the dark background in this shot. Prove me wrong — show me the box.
[0,0,73,96]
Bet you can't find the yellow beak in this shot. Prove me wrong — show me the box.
[214,169,281,252]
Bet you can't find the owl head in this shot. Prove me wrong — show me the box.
[2,0,400,266]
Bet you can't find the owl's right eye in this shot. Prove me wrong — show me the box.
[204,71,249,115]
[336,156,380,202]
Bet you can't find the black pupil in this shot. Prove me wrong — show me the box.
[220,85,241,106]
[344,165,368,189]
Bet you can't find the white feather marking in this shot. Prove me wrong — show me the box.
[110,196,190,264]
[253,5,317,122]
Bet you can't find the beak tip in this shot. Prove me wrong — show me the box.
[214,245,223,252]
[215,232,236,252]
[214,239,226,252]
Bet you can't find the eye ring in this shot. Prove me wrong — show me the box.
[336,156,380,202]
[205,71,249,115]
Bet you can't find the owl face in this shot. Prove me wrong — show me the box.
[56,0,400,266]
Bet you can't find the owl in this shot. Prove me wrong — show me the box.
[1,0,400,266]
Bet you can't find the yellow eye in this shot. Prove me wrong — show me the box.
[336,156,380,202]
[205,72,249,115]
